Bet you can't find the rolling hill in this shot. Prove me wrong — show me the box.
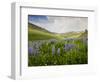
[28,23,51,33]
[28,23,63,40]
[28,22,87,41]
[61,31,84,38]
[78,30,88,39]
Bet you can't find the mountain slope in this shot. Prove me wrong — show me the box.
[28,23,63,40]
[28,22,87,41]
[61,32,84,38]
[28,22,51,33]
[78,30,88,39]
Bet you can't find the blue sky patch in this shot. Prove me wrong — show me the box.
[28,15,48,23]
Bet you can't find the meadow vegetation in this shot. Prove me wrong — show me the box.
[28,23,88,66]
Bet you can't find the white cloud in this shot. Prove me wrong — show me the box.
[29,16,88,33]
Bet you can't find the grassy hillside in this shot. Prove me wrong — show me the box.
[78,30,88,39]
[28,23,87,41]
[61,32,84,38]
[28,23,51,33]
[28,23,63,41]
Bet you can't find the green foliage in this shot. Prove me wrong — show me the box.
[28,40,88,66]
[28,27,64,40]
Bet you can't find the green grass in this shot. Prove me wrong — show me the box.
[62,32,84,38]
[28,40,88,66]
[28,26,64,40]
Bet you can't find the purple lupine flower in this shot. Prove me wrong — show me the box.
[64,44,69,51]
[52,46,55,55]
[69,44,74,49]
[28,47,33,55]
[64,44,75,51]
[57,48,60,55]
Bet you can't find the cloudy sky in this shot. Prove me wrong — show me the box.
[28,15,88,33]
